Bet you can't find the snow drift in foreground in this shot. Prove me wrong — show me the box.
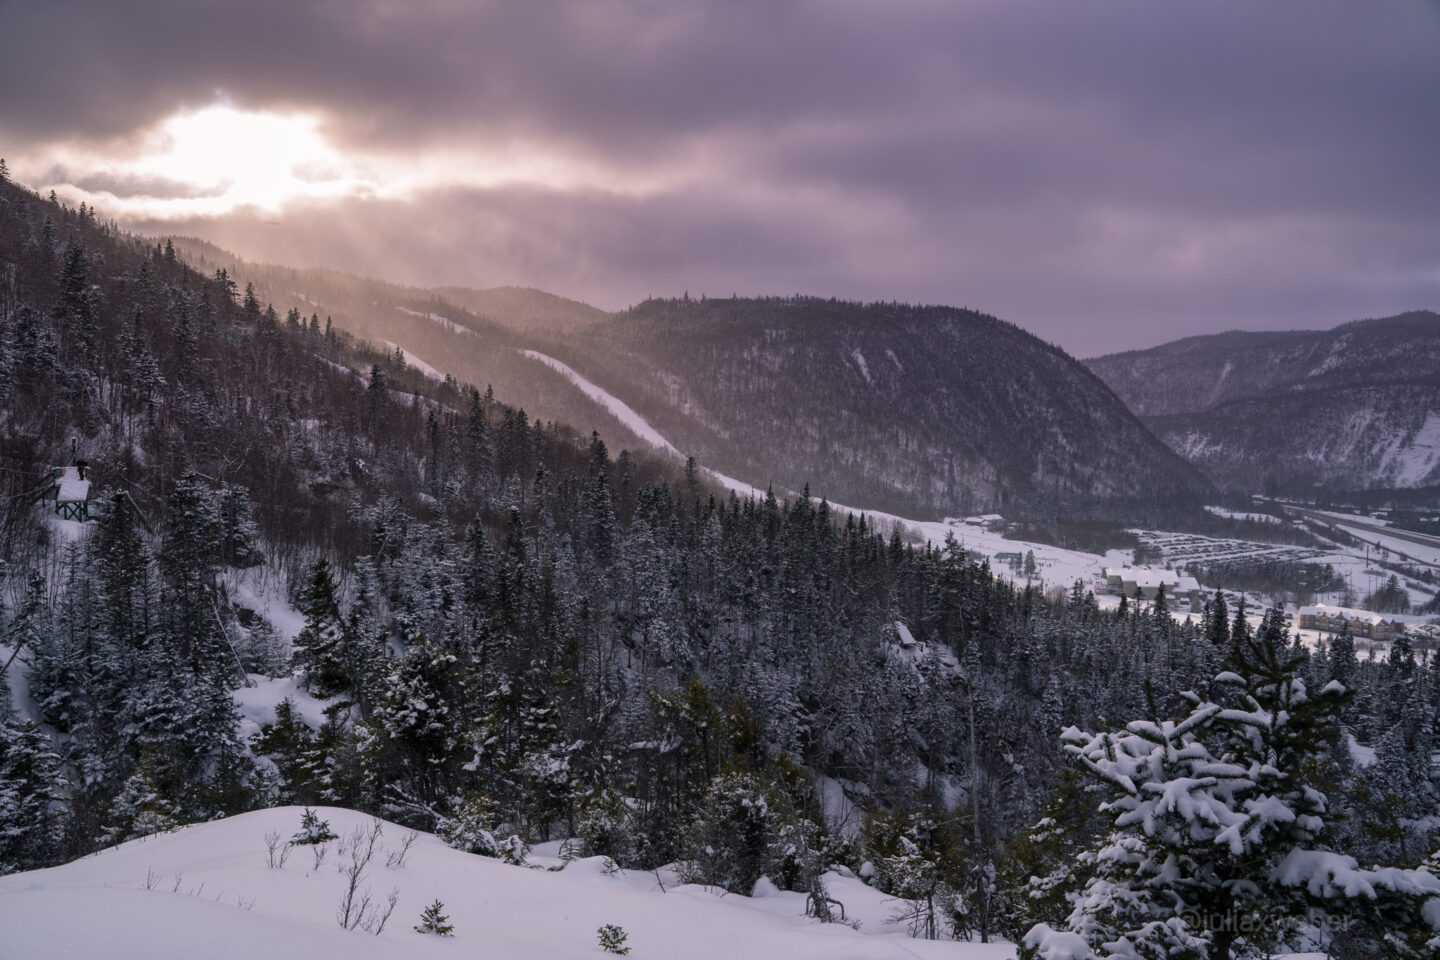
[0,806,1016,960]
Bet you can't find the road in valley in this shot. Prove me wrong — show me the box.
[1273,502,1440,569]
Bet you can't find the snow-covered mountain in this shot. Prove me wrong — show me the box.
[172,239,1214,519]
[1086,311,1440,492]
[533,297,1214,518]
[0,806,1014,960]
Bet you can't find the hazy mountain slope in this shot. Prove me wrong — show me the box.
[1086,312,1440,492]
[171,244,1211,518]
[169,238,662,455]
[545,297,1213,517]
[1086,312,1440,416]
[433,284,608,335]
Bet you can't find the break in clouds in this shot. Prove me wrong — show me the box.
[2,0,1437,354]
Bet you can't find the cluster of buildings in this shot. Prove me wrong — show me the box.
[1296,604,1406,641]
[1100,568,1426,644]
[1101,567,1206,610]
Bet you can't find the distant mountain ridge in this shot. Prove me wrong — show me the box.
[170,240,1213,518]
[433,284,608,335]
[1086,311,1440,492]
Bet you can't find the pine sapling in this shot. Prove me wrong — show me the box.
[291,808,338,846]
[597,923,630,955]
[415,899,454,937]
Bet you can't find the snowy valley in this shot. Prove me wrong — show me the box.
[2,159,1439,960]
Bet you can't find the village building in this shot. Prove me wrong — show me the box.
[1102,566,1205,609]
[1296,603,1406,641]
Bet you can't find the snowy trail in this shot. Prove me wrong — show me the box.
[383,340,444,381]
[519,349,768,499]
[396,305,471,336]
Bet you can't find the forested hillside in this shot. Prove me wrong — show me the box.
[166,238,663,458]
[547,297,1213,518]
[2,172,1437,955]
[1087,313,1440,492]
[168,242,1213,521]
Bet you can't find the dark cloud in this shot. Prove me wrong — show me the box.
[3,0,1437,354]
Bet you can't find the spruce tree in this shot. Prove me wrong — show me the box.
[293,558,348,696]
[0,719,67,873]
[414,900,453,936]
[1205,589,1230,647]
[1026,624,1440,960]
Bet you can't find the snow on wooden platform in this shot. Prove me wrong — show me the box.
[55,465,91,502]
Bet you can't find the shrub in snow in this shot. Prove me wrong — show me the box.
[291,558,349,696]
[597,923,630,955]
[993,768,1102,941]
[573,789,637,864]
[863,809,962,940]
[414,899,453,937]
[438,792,528,865]
[102,766,179,846]
[262,830,293,869]
[235,617,288,677]
[1024,625,1440,960]
[679,769,832,897]
[291,807,338,846]
[678,772,775,894]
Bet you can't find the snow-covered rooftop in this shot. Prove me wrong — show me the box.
[1297,603,1389,625]
[892,621,918,647]
[1105,567,1191,587]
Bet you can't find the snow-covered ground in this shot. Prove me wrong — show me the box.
[1204,505,1281,524]
[0,807,1016,960]
[234,676,333,740]
[226,566,305,642]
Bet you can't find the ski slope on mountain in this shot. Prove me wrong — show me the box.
[382,340,444,380]
[0,807,1016,960]
[520,348,767,498]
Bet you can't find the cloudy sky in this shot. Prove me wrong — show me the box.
[3,0,1437,355]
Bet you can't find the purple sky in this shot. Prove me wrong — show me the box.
[3,0,1437,355]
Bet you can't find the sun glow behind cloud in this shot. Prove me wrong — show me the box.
[134,106,364,213]
[30,104,373,218]
[29,101,669,221]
